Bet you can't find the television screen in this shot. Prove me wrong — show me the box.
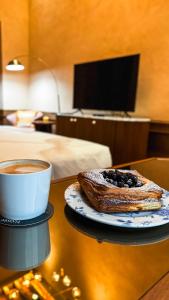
[73,54,140,112]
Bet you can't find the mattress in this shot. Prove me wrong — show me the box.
[0,126,112,179]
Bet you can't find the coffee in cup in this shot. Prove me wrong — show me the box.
[0,159,52,220]
[0,163,47,174]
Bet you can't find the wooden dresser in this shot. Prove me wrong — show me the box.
[148,120,169,157]
[56,115,150,164]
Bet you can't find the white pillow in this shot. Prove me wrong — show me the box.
[6,110,43,127]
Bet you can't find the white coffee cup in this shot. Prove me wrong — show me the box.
[0,159,52,220]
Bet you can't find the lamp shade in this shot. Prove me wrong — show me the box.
[6,59,24,71]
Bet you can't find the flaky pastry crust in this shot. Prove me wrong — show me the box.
[77,169,163,212]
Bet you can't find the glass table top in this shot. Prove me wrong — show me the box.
[0,158,169,300]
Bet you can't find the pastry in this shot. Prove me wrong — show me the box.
[77,169,163,212]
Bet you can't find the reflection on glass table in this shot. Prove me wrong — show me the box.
[0,269,81,299]
[0,221,50,271]
[65,205,169,246]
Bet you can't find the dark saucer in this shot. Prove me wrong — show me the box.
[0,202,54,227]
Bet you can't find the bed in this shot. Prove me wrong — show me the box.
[0,126,112,179]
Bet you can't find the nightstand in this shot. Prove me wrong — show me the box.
[32,120,56,133]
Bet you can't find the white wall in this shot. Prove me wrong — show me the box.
[28,71,58,112]
[28,66,73,113]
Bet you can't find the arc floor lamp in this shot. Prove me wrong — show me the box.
[6,55,61,114]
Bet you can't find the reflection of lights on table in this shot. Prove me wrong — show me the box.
[3,286,10,294]
[34,273,42,281]
[52,268,81,298]
[60,267,64,277]
[52,271,60,282]
[72,287,81,298]
[1,269,82,299]
[62,275,71,287]
[9,290,19,299]
[22,279,30,287]
[32,293,39,300]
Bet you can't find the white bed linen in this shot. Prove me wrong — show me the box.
[0,126,112,179]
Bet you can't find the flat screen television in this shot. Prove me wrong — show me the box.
[73,54,140,112]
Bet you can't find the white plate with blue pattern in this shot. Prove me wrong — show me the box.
[65,182,169,228]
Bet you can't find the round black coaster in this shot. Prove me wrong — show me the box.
[0,202,54,227]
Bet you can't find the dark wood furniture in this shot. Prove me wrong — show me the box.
[148,120,169,158]
[0,158,169,300]
[0,110,13,125]
[33,120,56,133]
[57,115,150,164]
